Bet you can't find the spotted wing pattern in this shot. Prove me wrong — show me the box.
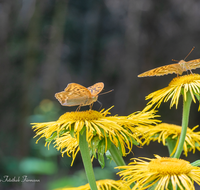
[138,63,184,77]
[87,82,104,96]
[55,83,92,106]
[64,83,91,98]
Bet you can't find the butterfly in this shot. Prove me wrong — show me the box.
[138,58,200,77]
[55,82,104,109]
[138,47,200,77]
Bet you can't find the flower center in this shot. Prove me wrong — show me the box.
[158,123,182,134]
[58,110,103,121]
[169,74,200,87]
[148,157,192,175]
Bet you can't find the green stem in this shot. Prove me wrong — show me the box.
[173,92,192,158]
[109,143,135,188]
[109,143,126,166]
[79,130,98,190]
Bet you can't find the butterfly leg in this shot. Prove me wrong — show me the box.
[189,69,193,74]
[89,103,94,110]
[76,105,82,111]
[187,66,193,74]
[97,100,102,111]
[185,65,193,75]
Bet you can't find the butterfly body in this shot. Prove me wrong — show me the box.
[138,58,200,77]
[55,82,104,107]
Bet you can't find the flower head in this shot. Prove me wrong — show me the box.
[32,107,157,165]
[116,155,200,190]
[146,74,200,109]
[137,123,200,156]
[54,179,131,190]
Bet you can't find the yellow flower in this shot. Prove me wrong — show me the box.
[32,107,157,165]
[146,74,200,109]
[137,123,200,156]
[54,179,131,190]
[116,155,200,190]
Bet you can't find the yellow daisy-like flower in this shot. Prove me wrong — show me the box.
[116,155,200,190]
[55,179,131,190]
[137,123,200,156]
[32,107,158,165]
[146,74,200,109]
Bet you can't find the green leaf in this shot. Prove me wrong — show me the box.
[191,160,200,167]
[97,152,105,168]
[195,93,200,101]
[90,136,101,159]
[105,139,113,163]
[105,150,112,162]
[97,139,106,168]
[147,183,157,190]
[70,128,75,138]
[46,132,57,142]
[90,137,113,168]
[127,135,139,146]
[194,142,200,148]
[59,129,67,136]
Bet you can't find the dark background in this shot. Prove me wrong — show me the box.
[1,0,200,189]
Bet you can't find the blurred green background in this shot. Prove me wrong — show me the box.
[1,0,200,189]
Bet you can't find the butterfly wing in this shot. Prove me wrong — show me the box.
[185,58,200,70]
[64,83,91,96]
[87,82,104,96]
[138,63,183,77]
[55,83,92,106]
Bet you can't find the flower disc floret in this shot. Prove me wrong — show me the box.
[148,157,192,175]
[58,110,103,122]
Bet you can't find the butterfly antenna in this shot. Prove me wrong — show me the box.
[184,46,195,60]
[99,89,114,96]
[172,59,179,62]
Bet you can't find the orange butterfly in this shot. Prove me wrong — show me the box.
[138,47,200,77]
[55,82,104,109]
[138,59,200,77]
